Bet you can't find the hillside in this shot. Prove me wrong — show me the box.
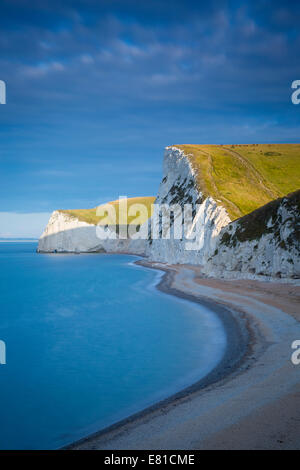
[175,144,300,220]
[205,190,300,279]
[59,196,156,226]
[38,144,299,279]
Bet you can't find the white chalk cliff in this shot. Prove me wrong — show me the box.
[38,210,147,255]
[145,147,231,264]
[38,146,299,280]
[203,191,300,280]
[38,211,100,253]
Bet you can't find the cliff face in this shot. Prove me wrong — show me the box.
[38,147,231,262]
[38,145,300,280]
[204,191,300,279]
[37,210,147,255]
[145,147,231,264]
[38,211,100,253]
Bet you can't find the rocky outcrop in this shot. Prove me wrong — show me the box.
[204,191,300,280]
[37,210,147,255]
[38,147,231,262]
[38,211,100,253]
[145,147,231,264]
[38,146,299,280]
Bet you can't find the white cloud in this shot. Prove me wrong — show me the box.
[21,61,65,78]
[80,54,94,64]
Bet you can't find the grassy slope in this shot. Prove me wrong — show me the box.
[219,189,300,249]
[176,144,300,220]
[59,196,156,226]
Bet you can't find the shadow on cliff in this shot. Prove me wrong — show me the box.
[37,225,145,254]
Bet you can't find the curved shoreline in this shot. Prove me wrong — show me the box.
[65,259,257,450]
[135,260,254,394]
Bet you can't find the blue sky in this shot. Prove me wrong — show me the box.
[0,0,300,236]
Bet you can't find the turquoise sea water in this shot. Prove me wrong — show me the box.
[0,242,226,449]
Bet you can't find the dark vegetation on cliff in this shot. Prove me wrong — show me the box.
[219,190,300,251]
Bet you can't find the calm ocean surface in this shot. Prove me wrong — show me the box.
[0,242,226,449]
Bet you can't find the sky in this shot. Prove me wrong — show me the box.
[0,0,300,237]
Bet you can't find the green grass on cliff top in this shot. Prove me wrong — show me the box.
[59,196,156,226]
[175,144,300,220]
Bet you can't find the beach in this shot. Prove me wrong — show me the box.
[68,262,300,450]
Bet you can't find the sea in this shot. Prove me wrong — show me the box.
[0,242,226,449]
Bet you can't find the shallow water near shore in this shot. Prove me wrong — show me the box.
[0,242,226,449]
